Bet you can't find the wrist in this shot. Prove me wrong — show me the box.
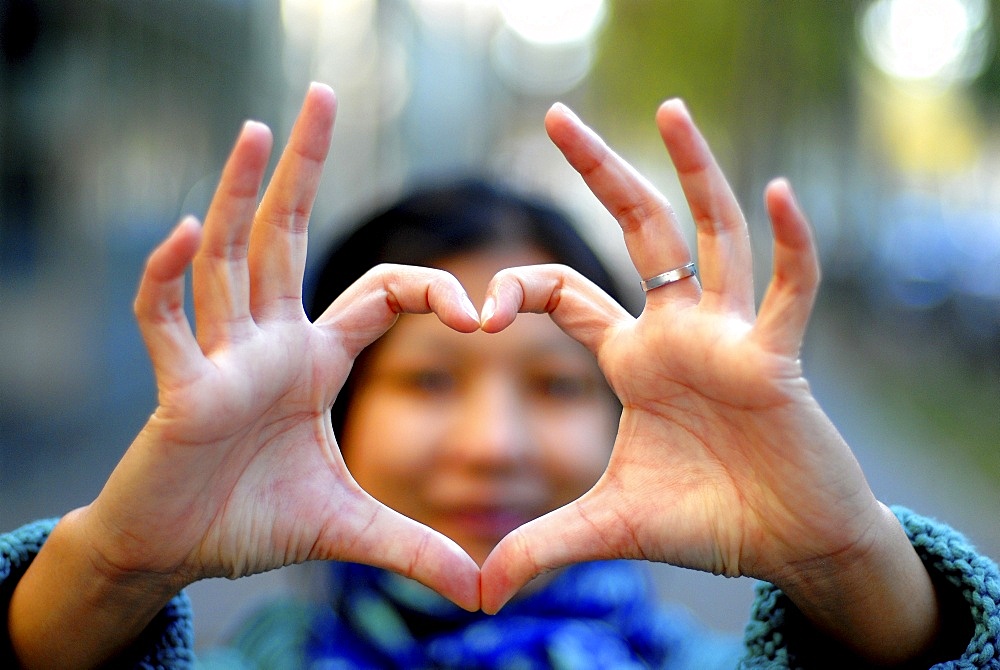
[9,508,183,669]
[774,502,946,666]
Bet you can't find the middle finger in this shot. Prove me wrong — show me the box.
[544,103,699,306]
[655,99,754,316]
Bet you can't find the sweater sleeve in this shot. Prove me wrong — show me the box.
[739,506,1000,669]
[0,517,196,669]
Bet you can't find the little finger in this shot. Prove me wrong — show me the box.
[753,178,821,356]
[134,217,204,384]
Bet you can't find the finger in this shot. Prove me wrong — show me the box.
[192,120,274,349]
[752,178,820,355]
[480,264,631,355]
[480,487,637,613]
[133,216,204,383]
[544,103,698,304]
[655,99,754,316]
[314,264,482,358]
[329,491,481,611]
[249,83,337,320]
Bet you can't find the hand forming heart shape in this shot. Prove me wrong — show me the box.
[82,82,883,626]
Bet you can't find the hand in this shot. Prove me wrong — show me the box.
[479,100,944,664]
[75,83,481,607]
[12,83,483,669]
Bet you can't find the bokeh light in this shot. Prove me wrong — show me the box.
[497,0,606,45]
[860,0,992,83]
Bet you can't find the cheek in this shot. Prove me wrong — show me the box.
[340,395,442,495]
[536,405,616,498]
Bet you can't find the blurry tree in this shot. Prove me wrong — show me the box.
[590,1,860,156]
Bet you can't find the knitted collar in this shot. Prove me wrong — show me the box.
[307,560,683,669]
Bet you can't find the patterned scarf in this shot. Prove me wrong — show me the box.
[306,560,740,669]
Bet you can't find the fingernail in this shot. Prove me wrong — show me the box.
[480,295,496,325]
[552,101,582,123]
[461,294,480,323]
[309,80,335,97]
[242,119,267,134]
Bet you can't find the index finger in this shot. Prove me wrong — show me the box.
[314,264,482,359]
[480,263,632,356]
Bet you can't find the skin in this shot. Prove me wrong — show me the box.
[7,84,963,668]
[341,248,618,567]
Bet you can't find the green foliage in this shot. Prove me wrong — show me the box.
[589,0,862,138]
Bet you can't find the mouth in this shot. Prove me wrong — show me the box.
[435,505,539,549]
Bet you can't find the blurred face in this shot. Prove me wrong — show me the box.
[340,247,618,565]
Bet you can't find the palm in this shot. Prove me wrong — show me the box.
[143,321,351,578]
[601,310,841,574]
[86,85,481,610]
[480,101,879,612]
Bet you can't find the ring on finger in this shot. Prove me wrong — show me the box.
[640,262,697,292]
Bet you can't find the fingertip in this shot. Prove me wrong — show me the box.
[763,178,820,293]
[308,80,335,97]
[547,101,579,123]
[767,175,791,191]
[148,215,202,280]
[544,102,577,142]
[176,213,203,234]
[545,102,602,153]
[448,566,483,612]
[135,216,202,323]
[479,536,537,614]
[478,566,516,615]
[461,583,483,613]
[306,80,338,114]
[657,96,687,115]
[433,274,482,333]
[229,121,274,173]
[765,177,795,207]
[765,178,813,243]
[175,214,203,252]
[240,119,273,145]
[458,294,483,332]
[655,98,692,129]
[429,544,482,612]
[479,292,520,334]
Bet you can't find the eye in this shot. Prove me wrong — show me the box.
[397,369,456,395]
[529,372,596,400]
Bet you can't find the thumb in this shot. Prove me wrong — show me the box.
[479,488,631,613]
[323,492,482,611]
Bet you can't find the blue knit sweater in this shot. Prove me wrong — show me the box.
[2,507,998,668]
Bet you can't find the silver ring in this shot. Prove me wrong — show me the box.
[640,262,697,292]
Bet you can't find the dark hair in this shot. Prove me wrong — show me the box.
[306,178,624,437]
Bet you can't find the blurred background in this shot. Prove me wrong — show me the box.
[2,0,999,649]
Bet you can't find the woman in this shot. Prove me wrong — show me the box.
[3,83,998,668]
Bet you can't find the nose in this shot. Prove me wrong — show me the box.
[444,368,533,472]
